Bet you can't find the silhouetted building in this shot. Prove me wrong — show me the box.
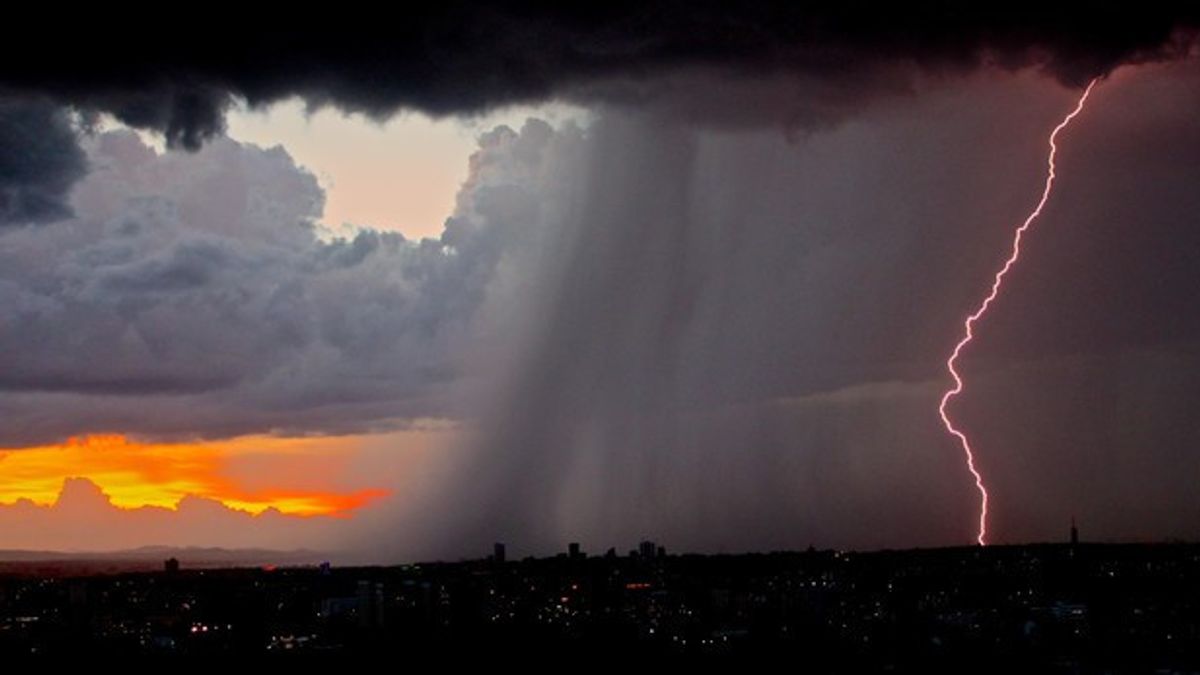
[357,580,385,628]
[494,542,506,563]
[3,542,1199,664]
[1071,517,1079,547]
[639,540,657,560]
[164,557,180,574]
[569,542,583,559]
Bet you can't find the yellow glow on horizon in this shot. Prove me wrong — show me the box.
[0,434,389,517]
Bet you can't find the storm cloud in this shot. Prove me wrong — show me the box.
[1,6,1197,227]
[5,5,1198,139]
[0,99,87,225]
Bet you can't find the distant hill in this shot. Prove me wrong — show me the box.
[0,546,326,575]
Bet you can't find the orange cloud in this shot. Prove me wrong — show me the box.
[0,434,389,517]
[0,477,350,552]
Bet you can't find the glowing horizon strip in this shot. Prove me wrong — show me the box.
[0,433,389,517]
[939,78,1099,546]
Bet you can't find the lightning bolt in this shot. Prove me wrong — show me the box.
[939,78,1099,546]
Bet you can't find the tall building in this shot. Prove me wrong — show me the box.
[639,540,657,560]
[568,542,582,559]
[357,580,385,628]
[1070,517,1079,547]
[493,542,506,563]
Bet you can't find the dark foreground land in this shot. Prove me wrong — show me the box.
[1,542,1199,670]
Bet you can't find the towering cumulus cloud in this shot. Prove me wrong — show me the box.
[0,120,581,444]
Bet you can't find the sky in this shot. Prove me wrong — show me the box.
[0,8,1199,560]
[223,99,587,239]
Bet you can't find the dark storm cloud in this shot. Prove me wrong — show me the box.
[0,99,87,225]
[3,4,1198,144]
[0,119,579,445]
[2,5,1195,227]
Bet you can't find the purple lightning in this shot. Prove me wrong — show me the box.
[939,78,1099,546]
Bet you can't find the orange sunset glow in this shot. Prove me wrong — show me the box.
[0,434,389,517]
